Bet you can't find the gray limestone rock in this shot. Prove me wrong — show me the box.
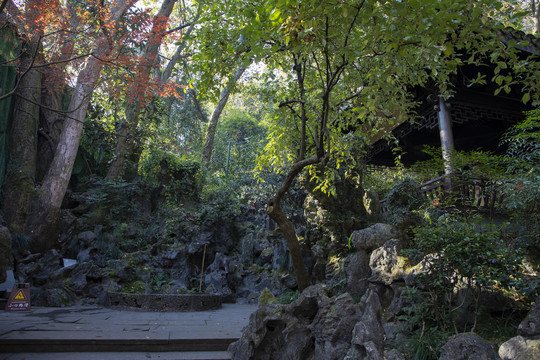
[33,250,63,286]
[384,349,406,360]
[347,290,385,359]
[309,292,362,360]
[42,288,71,307]
[369,239,400,285]
[351,223,397,251]
[383,321,408,350]
[229,284,388,360]
[518,296,540,338]
[77,231,96,246]
[439,333,500,360]
[499,336,540,360]
[344,250,371,296]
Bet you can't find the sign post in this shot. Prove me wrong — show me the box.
[5,283,31,311]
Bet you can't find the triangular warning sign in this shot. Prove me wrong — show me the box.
[5,283,31,311]
[14,290,26,300]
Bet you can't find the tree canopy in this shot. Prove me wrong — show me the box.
[1,0,539,271]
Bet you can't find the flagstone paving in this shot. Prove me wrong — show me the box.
[0,304,256,359]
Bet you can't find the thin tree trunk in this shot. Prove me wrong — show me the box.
[29,0,136,250]
[266,156,321,291]
[201,65,246,166]
[106,0,179,180]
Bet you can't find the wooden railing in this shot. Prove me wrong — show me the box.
[380,175,505,214]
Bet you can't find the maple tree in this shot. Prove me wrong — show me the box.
[0,0,191,250]
[105,0,180,180]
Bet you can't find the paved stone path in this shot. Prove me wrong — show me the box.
[0,304,257,359]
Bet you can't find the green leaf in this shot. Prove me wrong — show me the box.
[270,8,281,21]
[522,92,530,104]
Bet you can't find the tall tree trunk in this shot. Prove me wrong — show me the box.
[201,65,246,166]
[532,0,540,34]
[106,0,179,180]
[1,0,43,232]
[29,0,136,251]
[1,43,41,233]
[36,0,80,182]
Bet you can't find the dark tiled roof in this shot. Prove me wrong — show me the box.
[497,28,540,54]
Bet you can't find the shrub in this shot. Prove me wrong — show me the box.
[385,177,428,227]
[400,216,534,358]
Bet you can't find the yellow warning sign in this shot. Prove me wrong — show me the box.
[5,283,31,311]
[14,290,26,300]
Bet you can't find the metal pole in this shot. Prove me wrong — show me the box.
[437,96,455,189]
[226,141,232,178]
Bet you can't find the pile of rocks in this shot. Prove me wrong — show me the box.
[229,284,394,360]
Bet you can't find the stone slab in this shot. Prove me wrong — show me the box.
[106,293,222,312]
[0,351,231,360]
[0,304,256,353]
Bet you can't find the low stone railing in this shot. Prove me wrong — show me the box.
[380,174,505,214]
[105,292,222,312]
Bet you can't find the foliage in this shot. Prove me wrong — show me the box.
[80,179,147,219]
[400,215,534,357]
[411,146,509,181]
[384,177,428,226]
[210,108,267,175]
[399,214,536,357]
[149,272,171,293]
[160,92,207,155]
[197,0,539,182]
[81,93,122,177]
[363,166,414,200]
[199,174,242,224]
[499,109,540,263]
[138,148,202,201]
[500,109,540,167]
[277,290,300,304]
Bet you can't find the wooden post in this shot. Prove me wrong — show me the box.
[437,97,455,190]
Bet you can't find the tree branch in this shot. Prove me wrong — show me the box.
[165,21,193,35]
[0,36,41,101]
[278,99,305,107]
[0,0,8,15]
[274,156,321,204]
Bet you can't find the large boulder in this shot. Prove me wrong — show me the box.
[351,223,397,251]
[439,333,500,360]
[499,336,540,360]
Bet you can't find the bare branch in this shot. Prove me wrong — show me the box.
[165,21,193,35]
[278,99,305,107]
[0,36,41,101]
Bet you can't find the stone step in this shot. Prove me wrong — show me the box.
[0,351,232,360]
[0,337,236,353]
